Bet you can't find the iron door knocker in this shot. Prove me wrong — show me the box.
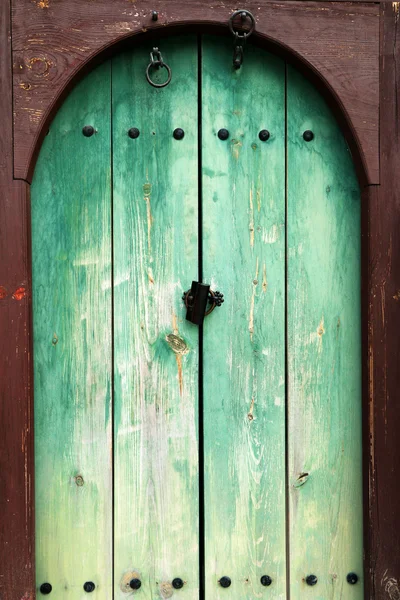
[229,9,256,69]
[146,47,172,88]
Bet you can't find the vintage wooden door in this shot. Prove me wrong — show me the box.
[31,35,363,600]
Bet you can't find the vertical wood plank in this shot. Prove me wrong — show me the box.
[112,37,199,600]
[0,0,35,598]
[287,66,363,600]
[202,37,286,600]
[31,63,112,598]
[368,4,400,597]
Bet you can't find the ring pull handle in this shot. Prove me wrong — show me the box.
[146,47,172,88]
[229,9,255,69]
[182,282,224,326]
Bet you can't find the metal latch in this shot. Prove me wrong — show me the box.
[182,281,224,325]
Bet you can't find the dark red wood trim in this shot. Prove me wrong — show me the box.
[0,1,35,599]
[12,1,379,184]
[366,3,400,597]
[1,1,399,598]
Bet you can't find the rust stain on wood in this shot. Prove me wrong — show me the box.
[247,397,254,421]
[143,181,153,255]
[249,258,259,342]
[249,188,254,247]
[12,286,26,301]
[262,263,267,293]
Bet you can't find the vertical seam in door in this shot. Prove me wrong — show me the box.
[197,33,205,600]
[284,60,291,600]
[110,56,115,600]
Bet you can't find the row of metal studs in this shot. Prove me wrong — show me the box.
[39,572,358,594]
[81,125,315,142]
[40,582,95,594]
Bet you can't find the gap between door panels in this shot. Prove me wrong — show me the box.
[110,56,116,600]
[284,61,290,600]
[197,34,206,600]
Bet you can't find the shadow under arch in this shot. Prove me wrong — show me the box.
[27,23,369,187]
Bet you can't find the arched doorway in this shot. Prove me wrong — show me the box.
[31,34,363,599]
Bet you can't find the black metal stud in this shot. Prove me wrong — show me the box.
[130,578,142,590]
[218,129,229,141]
[347,573,359,585]
[128,128,140,139]
[305,575,318,586]
[83,582,95,593]
[173,128,185,140]
[260,575,272,587]
[219,576,231,588]
[82,126,95,137]
[259,130,270,142]
[152,11,158,21]
[172,578,184,589]
[40,583,52,595]
[303,130,314,142]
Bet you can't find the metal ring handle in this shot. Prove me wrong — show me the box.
[228,9,255,39]
[183,289,218,316]
[146,62,172,88]
[204,290,217,316]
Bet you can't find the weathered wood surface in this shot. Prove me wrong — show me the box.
[365,3,400,598]
[12,1,379,184]
[202,37,286,599]
[0,0,35,598]
[31,63,113,597]
[112,38,200,600]
[287,66,363,599]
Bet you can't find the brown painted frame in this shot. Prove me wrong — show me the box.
[1,1,399,598]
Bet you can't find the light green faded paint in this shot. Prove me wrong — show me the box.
[112,38,199,600]
[31,37,363,600]
[31,63,112,598]
[287,66,363,599]
[202,37,286,600]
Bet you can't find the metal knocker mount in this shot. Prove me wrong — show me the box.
[183,281,224,325]
[146,47,172,88]
[229,9,256,69]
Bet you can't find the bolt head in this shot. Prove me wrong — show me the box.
[219,576,231,588]
[259,130,270,142]
[218,129,229,141]
[173,128,185,140]
[82,126,95,137]
[347,573,358,585]
[40,583,52,595]
[306,575,318,586]
[83,582,95,593]
[260,575,272,587]
[172,578,184,589]
[152,10,158,21]
[303,130,314,142]
[128,128,140,139]
[130,578,142,590]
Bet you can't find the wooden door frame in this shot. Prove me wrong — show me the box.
[1,1,399,598]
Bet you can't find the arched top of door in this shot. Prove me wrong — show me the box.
[14,3,379,186]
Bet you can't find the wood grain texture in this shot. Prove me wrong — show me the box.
[0,0,35,598]
[287,66,363,599]
[12,1,379,184]
[112,37,200,600]
[366,3,400,598]
[202,37,286,600]
[31,63,112,598]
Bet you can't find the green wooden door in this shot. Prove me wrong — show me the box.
[31,35,363,600]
